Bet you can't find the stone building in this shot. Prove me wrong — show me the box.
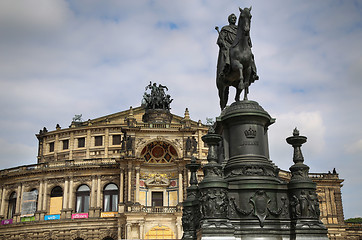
[0,87,357,239]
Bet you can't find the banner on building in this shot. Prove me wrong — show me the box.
[71,213,88,219]
[21,216,35,222]
[101,212,117,218]
[20,191,37,217]
[1,219,13,225]
[44,214,61,221]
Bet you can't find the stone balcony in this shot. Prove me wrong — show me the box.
[128,205,182,214]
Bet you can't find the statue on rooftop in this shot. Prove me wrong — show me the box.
[142,81,173,110]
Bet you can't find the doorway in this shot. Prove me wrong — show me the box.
[152,191,163,206]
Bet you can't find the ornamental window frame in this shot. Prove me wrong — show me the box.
[49,142,55,152]
[75,184,90,213]
[77,137,86,148]
[103,183,119,212]
[62,139,69,150]
[94,135,103,147]
[112,134,122,146]
[7,191,17,219]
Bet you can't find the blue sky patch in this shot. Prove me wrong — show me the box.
[156,21,179,30]
[291,88,305,93]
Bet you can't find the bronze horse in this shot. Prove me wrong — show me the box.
[216,7,258,110]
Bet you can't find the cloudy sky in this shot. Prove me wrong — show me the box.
[0,0,361,219]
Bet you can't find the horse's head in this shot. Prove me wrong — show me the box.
[238,6,252,36]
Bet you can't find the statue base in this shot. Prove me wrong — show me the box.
[197,219,236,240]
[142,109,172,124]
[196,100,329,240]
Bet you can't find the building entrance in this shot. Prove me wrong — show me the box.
[152,192,163,206]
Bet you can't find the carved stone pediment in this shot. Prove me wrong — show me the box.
[144,174,170,187]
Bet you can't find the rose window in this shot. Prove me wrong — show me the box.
[141,141,178,163]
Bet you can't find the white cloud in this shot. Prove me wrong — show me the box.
[0,0,361,219]
[0,138,36,169]
[346,139,362,154]
[268,111,326,170]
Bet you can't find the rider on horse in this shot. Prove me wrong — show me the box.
[216,8,259,109]
[217,13,258,87]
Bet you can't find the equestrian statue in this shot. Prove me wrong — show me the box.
[216,7,259,110]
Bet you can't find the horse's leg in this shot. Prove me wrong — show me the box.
[218,82,227,110]
[235,86,242,102]
[243,66,252,100]
[224,86,229,108]
[233,62,244,102]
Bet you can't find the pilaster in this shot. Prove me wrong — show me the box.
[95,175,101,217]
[135,167,140,203]
[61,178,68,219]
[0,186,5,217]
[86,129,91,159]
[119,167,125,213]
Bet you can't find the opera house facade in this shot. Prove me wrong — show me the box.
[0,86,356,239]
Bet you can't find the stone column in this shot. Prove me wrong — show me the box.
[178,169,183,203]
[177,220,183,240]
[105,128,109,158]
[198,130,202,159]
[90,176,96,217]
[42,181,48,212]
[36,180,44,221]
[126,223,131,239]
[38,180,43,211]
[86,129,91,159]
[62,178,68,219]
[68,178,74,210]
[0,186,5,217]
[135,167,140,203]
[139,222,145,239]
[120,168,124,203]
[19,184,25,212]
[69,132,74,159]
[63,178,68,209]
[54,134,59,160]
[119,167,125,213]
[14,185,20,222]
[16,184,24,222]
[95,175,101,216]
[127,166,132,202]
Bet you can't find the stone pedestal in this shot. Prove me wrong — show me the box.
[185,99,329,240]
[197,132,235,240]
[217,101,289,239]
[182,157,201,240]
[286,129,328,239]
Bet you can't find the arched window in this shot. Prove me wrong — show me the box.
[49,186,63,214]
[51,186,63,197]
[141,141,178,163]
[7,192,17,219]
[30,188,39,211]
[103,183,118,212]
[75,185,90,213]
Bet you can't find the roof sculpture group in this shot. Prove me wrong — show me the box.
[142,81,173,110]
[141,81,174,124]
